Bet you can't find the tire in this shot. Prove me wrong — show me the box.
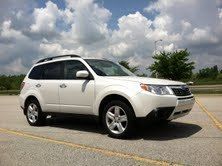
[102,100,135,138]
[25,99,46,126]
[157,119,171,125]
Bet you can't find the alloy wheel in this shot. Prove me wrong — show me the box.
[105,106,128,134]
[27,103,38,123]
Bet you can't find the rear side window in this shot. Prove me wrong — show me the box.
[64,60,88,79]
[28,65,43,79]
[43,62,63,79]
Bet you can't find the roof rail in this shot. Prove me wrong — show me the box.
[36,54,81,64]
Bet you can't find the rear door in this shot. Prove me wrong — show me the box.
[39,62,63,112]
[59,60,95,114]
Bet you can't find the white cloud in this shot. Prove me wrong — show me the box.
[3,58,27,74]
[181,20,191,31]
[108,42,130,56]
[64,0,111,44]
[163,43,175,52]
[30,1,61,34]
[188,27,218,44]
[39,42,85,57]
[0,20,26,40]
[153,15,172,30]
[0,0,221,74]
[144,0,222,69]
[109,12,153,59]
[219,8,222,19]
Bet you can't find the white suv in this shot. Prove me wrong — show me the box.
[19,55,195,138]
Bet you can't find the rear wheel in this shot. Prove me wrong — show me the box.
[102,100,135,138]
[25,99,46,126]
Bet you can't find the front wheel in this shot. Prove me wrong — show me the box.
[102,100,135,138]
[25,99,46,126]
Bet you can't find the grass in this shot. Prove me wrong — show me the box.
[191,89,222,94]
[194,79,222,85]
[0,90,20,95]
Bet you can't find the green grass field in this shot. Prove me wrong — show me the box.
[0,90,20,95]
[190,88,222,94]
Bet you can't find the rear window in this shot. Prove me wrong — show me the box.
[28,65,43,79]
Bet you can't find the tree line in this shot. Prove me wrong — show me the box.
[0,49,221,90]
[120,49,221,83]
[0,75,25,90]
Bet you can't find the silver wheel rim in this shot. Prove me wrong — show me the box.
[27,103,38,123]
[106,106,128,134]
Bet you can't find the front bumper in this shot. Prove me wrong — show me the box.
[167,96,195,120]
[131,91,195,120]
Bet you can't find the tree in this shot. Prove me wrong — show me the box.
[0,75,12,90]
[0,74,25,90]
[197,65,219,79]
[137,73,148,77]
[119,60,139,73]
[148,49,195,80]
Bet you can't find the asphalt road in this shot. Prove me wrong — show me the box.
[0,95,222,166]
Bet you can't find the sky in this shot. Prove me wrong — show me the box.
[0,0,222,75]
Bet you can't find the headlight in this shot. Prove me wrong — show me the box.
[140,84,173,95]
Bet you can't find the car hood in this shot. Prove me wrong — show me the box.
[104,76,185,86]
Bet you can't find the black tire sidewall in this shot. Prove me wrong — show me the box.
[25,99,45,126]
[102,100,135,138]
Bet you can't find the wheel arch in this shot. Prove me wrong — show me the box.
[24,95,39,115]
[98,94,135,123]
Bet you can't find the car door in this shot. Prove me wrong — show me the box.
[59,60,95,114]
[37,61,63,112]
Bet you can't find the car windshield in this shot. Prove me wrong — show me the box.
[85,59,135,76]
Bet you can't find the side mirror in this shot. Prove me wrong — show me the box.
[76,70,89,79]
[186,81,194,85]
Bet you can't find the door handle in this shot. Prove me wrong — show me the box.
[60,84,67,88]
[35,84,41,88]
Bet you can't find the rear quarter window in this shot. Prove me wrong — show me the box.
[28,65,43,79]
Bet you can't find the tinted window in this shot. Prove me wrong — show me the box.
[64,60,87,79]
[43,62,63,79]
[29,65,43,79]
[85,59,135,76]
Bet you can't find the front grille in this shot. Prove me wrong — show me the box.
[171,86,191,96]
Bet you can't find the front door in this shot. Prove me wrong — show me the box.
[59,60,95,114]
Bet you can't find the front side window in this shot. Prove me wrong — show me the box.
[43,62,63,79]
[85,59,135,76]
[64,60,88,79]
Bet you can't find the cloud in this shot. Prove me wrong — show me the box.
[0,0,221,74]
[187,27,218,44]
[1,20,26,40]
[39,41,85,57]
[219,8,222,19]
[2,58,27,74]
[144,0,222,69]
[63,0,111,45]
[30,1,61,36]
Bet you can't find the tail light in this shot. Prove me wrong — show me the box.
[20,82,25,91]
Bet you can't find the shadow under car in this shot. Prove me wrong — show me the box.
[45,115,202,140]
